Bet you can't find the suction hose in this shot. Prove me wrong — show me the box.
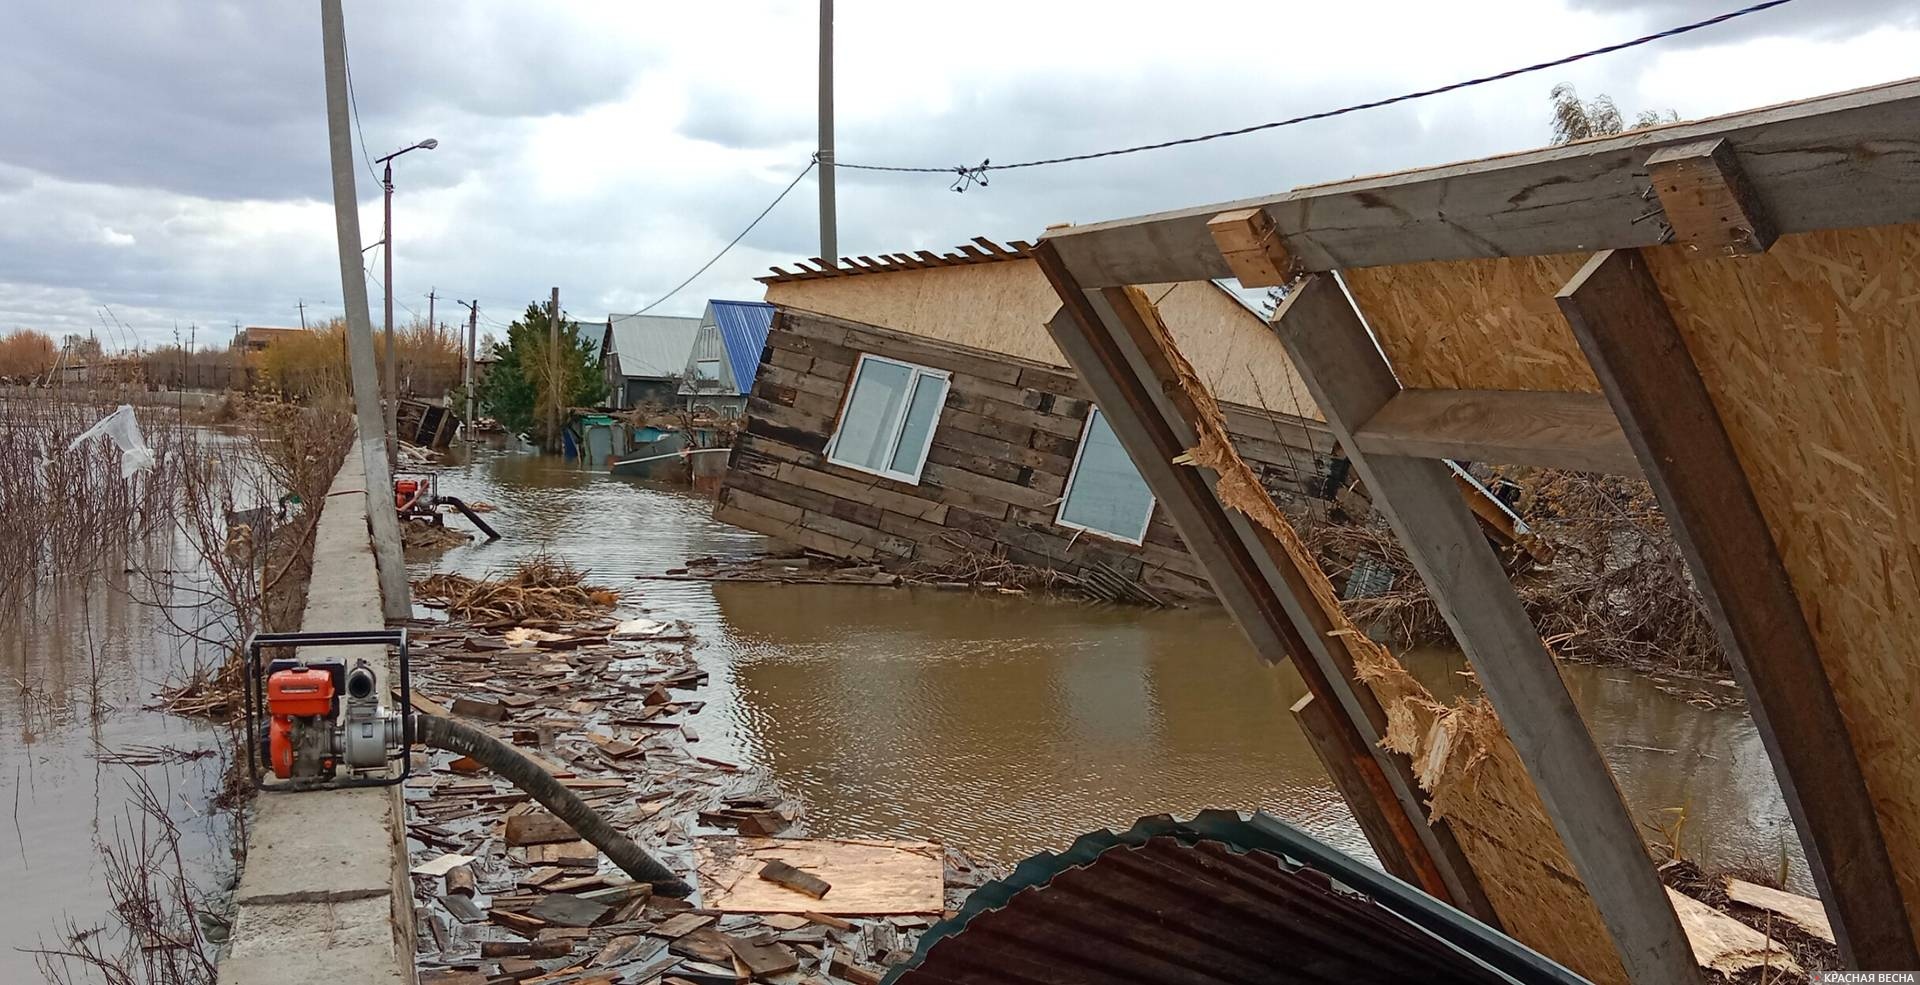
[411,712,692,896]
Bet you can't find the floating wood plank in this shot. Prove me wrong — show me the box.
[1034,244,1495,923]
[1644,139,1776,256]
[1207,207,1293,287]
[1353,388,1639,475]
[1667,888,1800,978]
[505,811,579,847]
[449,696,509,721]
[526,893,611,928]
[1557,247,1916,969]
[1273,271,1700,985]
[695,837,942,915]
[1042,76,1920,285]
[1724,879,1836,946]
[758,860,831,899]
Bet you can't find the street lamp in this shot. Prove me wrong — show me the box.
[373,138,437,457]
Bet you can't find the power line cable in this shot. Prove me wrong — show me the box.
[341,30,379,182]
[835,0,1797,186]
[623,159,817,316]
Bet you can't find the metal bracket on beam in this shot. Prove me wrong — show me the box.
[1645,139,1777,256]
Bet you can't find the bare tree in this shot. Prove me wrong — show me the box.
[1550,83,1679,144]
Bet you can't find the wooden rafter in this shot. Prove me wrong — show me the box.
[1273,272,1702,985]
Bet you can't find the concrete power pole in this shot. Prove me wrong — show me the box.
[817,0,835,269]
[461,300,478,443]
[427,287,436,342]
[320,0,411,621]
[297,298,308,330]
[382,158,398,460]
[547,287,562,453]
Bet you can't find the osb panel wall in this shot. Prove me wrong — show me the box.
[1344,226,1920,935]
[764,261,1319,417]
[1648,226,1920,930]
[1343,254,1600,393]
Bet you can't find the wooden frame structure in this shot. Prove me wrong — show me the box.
[1038,76,1920,978]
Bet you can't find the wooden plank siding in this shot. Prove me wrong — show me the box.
[716,308,1333,601]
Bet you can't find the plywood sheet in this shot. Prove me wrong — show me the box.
[1647,226,1920,934]
[1344,254,1598,393]
[696,837,943,915]
[1342,225,1920,939]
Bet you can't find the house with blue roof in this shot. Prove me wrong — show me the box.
[679,299,775,416]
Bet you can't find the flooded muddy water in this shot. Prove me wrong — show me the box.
[0,549,232,980]
[421,444,1812,892]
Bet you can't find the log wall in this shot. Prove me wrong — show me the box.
[716,309,1333,602]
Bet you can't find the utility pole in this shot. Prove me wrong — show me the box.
[297,298,308,330]
[427,287,437,341]
[320,0,411,621]
[817,0,835,269]
[382,158,398,461]
[457,299,478,443]
[547,286,561,453]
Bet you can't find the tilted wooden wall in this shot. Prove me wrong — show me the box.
[717,308,1334,601]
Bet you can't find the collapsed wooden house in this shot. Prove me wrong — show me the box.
[713,239,1338,602]
[1034,78,1920,981]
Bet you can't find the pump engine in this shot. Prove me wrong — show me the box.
[244,630,413,791]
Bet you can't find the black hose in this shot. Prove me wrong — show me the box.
[411,713,692,896]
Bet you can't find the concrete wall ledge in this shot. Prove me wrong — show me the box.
[218,449,413,985]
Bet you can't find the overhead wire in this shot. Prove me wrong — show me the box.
[833,0,1799,184]
[341,26,379,182]
[621,159,817,317]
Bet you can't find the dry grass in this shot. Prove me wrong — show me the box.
[414,554,623,623]
[1305,469,1726,677]
[0,398,190,600]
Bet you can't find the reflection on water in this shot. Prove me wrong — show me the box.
[424,446,1810,892]
[0,546,229,979]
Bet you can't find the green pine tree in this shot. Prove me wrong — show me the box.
[477,302,608,445]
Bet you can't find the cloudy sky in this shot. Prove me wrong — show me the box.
[2,0,1913,350]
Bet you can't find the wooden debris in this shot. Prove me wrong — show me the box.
[449,697,509,722]
[504,812,578,847]
[527,893,612,928]
[1668,887,1801,977]
[758,860,831,899]
[1724,879,1836,945]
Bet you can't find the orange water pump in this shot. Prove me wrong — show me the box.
[244,631,413,791]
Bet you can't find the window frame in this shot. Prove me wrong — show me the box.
[1055,405,1156,545]
[824,353,952,485]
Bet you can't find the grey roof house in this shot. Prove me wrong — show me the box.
[602,313,701,409]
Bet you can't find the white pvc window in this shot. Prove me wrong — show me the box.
[1056,406,1155,544]
[826,354,950,484]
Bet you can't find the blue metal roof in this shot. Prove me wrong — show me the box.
[708,300,775,395]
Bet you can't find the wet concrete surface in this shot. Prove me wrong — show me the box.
[418,443,1813,892]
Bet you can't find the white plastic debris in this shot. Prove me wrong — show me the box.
[610,617,672,639]
[67,404,157,478]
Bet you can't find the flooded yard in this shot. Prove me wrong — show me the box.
[0,553,233,981]
[417,443,1812,892]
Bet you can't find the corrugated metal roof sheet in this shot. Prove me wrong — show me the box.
[887,811,1587,985]
[759,236,1034,283]
[606,313,701,379]
[708,300,775,395]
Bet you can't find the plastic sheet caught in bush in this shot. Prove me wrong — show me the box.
[66,404,157,478]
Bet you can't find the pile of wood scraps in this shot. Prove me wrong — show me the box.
[402,611,996,985]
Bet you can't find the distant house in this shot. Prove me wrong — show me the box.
[240,326,306,352]
[602,313,700,409]
[713,238,1338,602]
[678,300,776,416]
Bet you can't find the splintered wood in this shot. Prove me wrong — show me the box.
[1119,286,1630,984]
[1346,225,1920,939]
[698,838,945,915]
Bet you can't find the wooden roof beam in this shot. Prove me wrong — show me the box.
[1043,76,1920,286]
[1352,389,1641,475]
